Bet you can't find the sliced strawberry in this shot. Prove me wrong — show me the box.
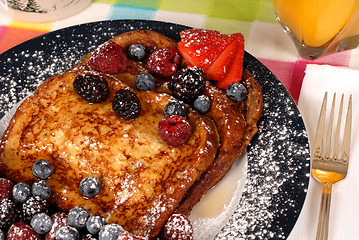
[177,29,235,69]
[216,34,245,89]
[205,37,239,81]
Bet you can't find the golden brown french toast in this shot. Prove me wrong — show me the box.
[0,70,219,238]
[71,30,263,215]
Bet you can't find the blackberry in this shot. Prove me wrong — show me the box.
[226,82,247,102]
[79,177,101,198]
[169,66,206,104]
[128,44,147,61]
[68,206,89,230]
[112,89,141,120]
[32,159,53,179]
[164,101,188,118]
[134,73,155,91]
[73,74,109,103]
[22,196,49,222]
[0,199,18,229]
[193,95,211,114]
[32,180,51,200]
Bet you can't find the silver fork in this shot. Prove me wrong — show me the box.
[312,92,352,240]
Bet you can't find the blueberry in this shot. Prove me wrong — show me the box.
[0,229,4,240]
[79,177,101,198]
[164,101,188,118]
[128,44,147,61]
[12,182,31,204]
[32,159,53,179]
[226,82,248,102]
[86,215,106,234]
[193,95,211,114]
[98,224,124,240]
[68,206,90,229]
[30,212,52,234]
[56,226,80,240]
[134,73,155,91]
[32,180,51,199]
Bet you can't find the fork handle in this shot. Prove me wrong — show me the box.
[316,182,333,240]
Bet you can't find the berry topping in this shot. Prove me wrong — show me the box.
[158,115,191,147]
[73,74,110,103]
[0,178,13,201]
[98,223,124,240]
[88,41,127,74]
[81,233,97,240]
[30,212,52,234]
[7,222,41,240]
[68,207,89,230]
[226,82,248,102]
[162,213,194,240]
[117,231,147,240]
[22,196,50,222]
[0,199,18,229]
[193,95,211,114]
[177,29,245,89]
[146,47,181,77]
[32,159,53,180]
[13,182,32,204]
[0,229,4,240]
[32,180,51,200]
[112,89,141,120]
[134,73,155,91]
[56,226,80,240]
[45,212,68,240]
[164,101,188,118]
[128,44,147,61]
[79,177,101,198]
[86,215,106,235]
[169,66,206,104]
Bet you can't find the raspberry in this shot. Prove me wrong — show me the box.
[158,115,191,147]
[117,231,147,240]
[73,74,110,103]
[0,199,18,229]
[0,178,13,201]
[45,212,68,240]
[162,213,194,240]
[88,41,127,74]
[22,196,49,222]
[112,89,141,120]
[169,66,206,104]
[7,222,41,240]
[146,47,181,77]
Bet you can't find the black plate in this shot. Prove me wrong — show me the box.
[0,20,310,239]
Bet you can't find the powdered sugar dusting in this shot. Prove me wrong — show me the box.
[0,20,310,240]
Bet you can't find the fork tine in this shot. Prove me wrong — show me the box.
[333,94,343,160]
[342,94,352,163]
[313,92,327,158]
[325,93,336,159]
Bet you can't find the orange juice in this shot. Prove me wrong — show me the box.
[274,0,359,48]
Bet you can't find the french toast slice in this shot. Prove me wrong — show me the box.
[0,70,219,238]
[71,30,263,215]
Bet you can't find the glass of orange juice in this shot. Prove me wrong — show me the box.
[274,0,359,59]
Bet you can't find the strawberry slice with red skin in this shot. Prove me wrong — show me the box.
[177,29,236,69]
[205,37,239,81]
[216,34,245,89]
